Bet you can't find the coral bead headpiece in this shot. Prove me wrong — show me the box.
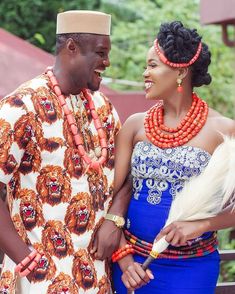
[154,39,202,68]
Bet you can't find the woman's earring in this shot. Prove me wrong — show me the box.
[177,78,183,93]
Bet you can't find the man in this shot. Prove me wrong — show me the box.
[0,10,127,293]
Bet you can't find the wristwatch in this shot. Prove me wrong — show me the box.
[105,213,125,228]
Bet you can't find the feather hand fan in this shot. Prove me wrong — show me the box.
[141,136,235,269]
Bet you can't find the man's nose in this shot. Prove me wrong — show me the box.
[103,58,110,67]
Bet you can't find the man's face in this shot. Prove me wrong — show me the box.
[69,35,111,93]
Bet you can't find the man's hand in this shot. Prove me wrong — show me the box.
[155,219,209,247]
[90,220,122,260]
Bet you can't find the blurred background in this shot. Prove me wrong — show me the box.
[0,0,235,289]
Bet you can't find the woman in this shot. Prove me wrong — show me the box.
[111,21,235,294]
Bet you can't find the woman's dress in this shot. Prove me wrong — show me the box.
[112,141,220,294]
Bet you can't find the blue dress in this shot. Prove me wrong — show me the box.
[112,141,220,294]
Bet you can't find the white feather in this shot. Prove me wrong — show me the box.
[152,136,235,254]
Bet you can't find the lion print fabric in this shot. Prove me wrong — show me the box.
[0,74,121,294]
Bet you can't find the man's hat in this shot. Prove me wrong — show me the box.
[56,10,111,36]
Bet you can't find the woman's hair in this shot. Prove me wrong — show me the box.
[157,21,211,87]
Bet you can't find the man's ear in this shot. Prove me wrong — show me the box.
[177,67,189,80]
[66,38,80,54]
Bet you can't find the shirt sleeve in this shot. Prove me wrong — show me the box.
[0,96,29,184]
[111,104,122,136]
[98,91,121,135]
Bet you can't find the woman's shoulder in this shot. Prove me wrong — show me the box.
[119,112,146,137]
[123,112,146,126]
[208,108,235,136]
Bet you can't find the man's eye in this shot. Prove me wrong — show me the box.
[96,52,104,57]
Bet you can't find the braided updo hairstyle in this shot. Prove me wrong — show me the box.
[157,21,211,87]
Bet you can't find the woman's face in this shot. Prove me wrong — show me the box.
[143,46,179,100]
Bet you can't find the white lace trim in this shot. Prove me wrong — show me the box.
[131,141,211,205]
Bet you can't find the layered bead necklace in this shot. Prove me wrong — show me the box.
[144,92,208,149]
[46,68,108,173]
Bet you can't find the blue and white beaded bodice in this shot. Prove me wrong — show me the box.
[126,141,211,243]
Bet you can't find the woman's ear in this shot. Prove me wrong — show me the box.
[177,67,189,80]
[176,67,189,93]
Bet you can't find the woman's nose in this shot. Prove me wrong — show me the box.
[143,68,149,78]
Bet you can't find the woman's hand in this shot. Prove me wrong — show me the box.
[121,262,154,291]
[155,219,210,247]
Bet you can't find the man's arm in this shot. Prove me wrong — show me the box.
[90,175,132,259]
[90,115,138,260]
[0,183,31,266]
[0,182,6,201]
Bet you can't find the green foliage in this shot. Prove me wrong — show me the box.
[0,0,103,52]
[218,229,235,282]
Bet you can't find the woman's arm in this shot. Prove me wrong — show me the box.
[156,120,235,247]
[155,204,235,246]
[116,233,154,291]
[205,204,235,231]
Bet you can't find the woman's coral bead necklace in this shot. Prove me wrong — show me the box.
[144,93,208,149]
[46,68,108,173]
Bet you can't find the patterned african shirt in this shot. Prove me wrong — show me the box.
[0,73,121,294]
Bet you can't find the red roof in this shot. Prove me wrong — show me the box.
[107,91,154,123]
[0,28,154,122]
[0,28,54,97]
[200,0,235,25]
